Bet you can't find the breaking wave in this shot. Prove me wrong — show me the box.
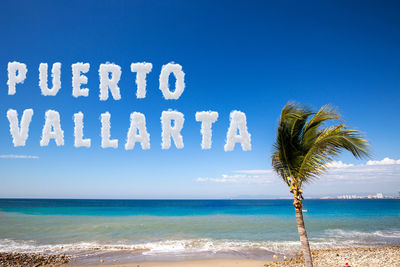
[0,229,399,258]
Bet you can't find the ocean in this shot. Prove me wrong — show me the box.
[0,199,399,264]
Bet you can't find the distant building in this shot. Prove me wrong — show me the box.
[333,193,384,199]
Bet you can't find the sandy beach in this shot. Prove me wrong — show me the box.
[2,246,399,267]
[78,258,266,267]
[74,246,400,267]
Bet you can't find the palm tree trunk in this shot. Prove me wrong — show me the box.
[295,206,313,267]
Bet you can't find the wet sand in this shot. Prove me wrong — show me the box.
[75,258,266,267]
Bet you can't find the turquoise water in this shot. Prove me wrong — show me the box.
[0,199,399,261]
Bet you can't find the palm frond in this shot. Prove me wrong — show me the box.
[272,152,290,186]
[272,102,369,190]
[298,124,369,184]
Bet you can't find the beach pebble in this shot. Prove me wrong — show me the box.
[0,252,69,266]
[263,246,400,267]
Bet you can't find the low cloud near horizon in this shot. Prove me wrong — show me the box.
[195,158,400,189]
[0,154,39,159]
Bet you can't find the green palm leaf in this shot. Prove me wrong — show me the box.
[272,102,369,187]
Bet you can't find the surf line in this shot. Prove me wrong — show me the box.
[5,62,251,151]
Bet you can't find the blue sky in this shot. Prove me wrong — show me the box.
[0,0,399,198]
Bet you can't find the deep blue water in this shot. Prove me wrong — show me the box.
[1,198,399,217]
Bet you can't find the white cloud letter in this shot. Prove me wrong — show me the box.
[224,110,251,151]
[7,109,34,147]
[195,111,218,149]
[99,63,122,101]
[161,110,184,149]
[159,63,185,100]
[125,112,150,150]
[131,62,152,99]
[40,110,64,146]
[101,112,118,148]
[39,63,62,96]
[72,63,90,97]
[74,112,91,147]
[7,62,27,95]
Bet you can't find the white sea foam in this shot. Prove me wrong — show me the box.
[324,229,400,240]
[0,238,299,255]
[1,230,398,257]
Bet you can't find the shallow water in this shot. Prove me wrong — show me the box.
[0,199,399,263]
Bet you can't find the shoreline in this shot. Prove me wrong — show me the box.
[75,246,400,267]
[76,259,267,267]
[1,246,399,267]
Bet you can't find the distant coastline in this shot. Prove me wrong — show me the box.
[317,193,400,199]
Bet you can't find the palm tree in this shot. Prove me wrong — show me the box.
[272,103,369,267]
